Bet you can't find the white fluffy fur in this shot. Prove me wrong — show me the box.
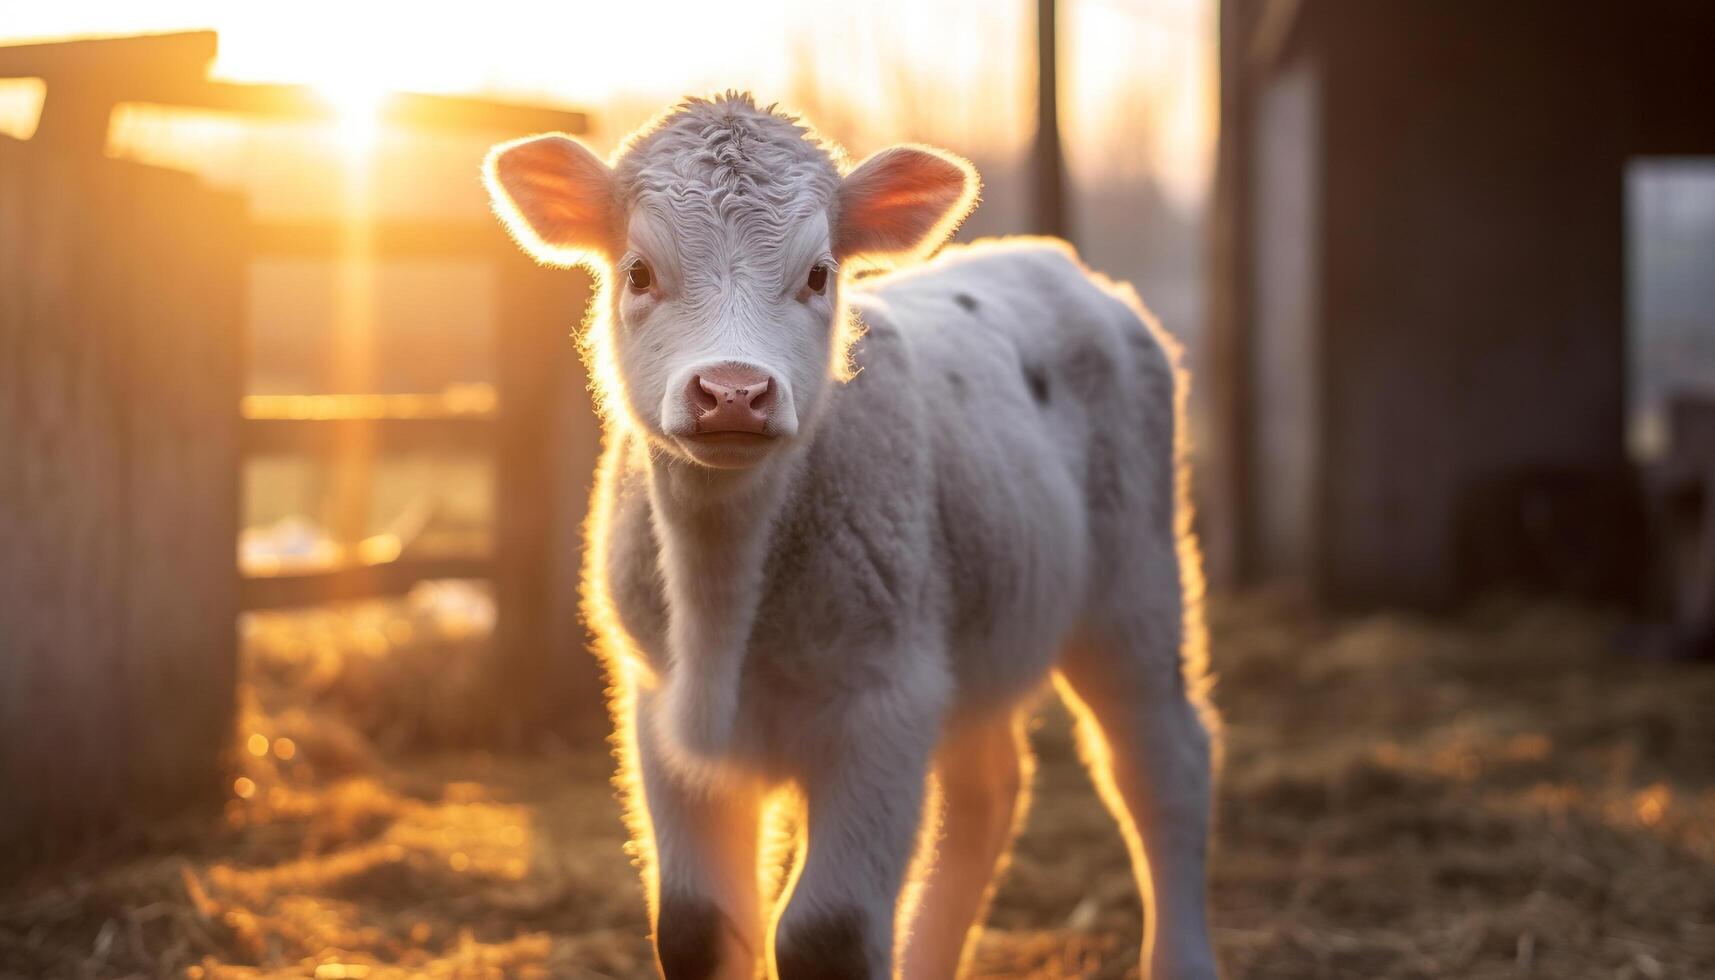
[486,93,1218,980]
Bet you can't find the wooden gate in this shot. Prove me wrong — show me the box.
[236,217,600,740]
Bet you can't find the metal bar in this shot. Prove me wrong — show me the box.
[240,556,491,610]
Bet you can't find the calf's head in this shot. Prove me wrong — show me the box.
[484,94,977,469]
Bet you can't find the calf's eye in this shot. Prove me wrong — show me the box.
[626,261,653,293]
[806,263,829,294]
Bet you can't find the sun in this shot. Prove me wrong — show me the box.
[314,73,390,156]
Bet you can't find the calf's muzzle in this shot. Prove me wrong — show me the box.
[688,364,776,435]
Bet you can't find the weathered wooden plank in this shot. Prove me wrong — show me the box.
[0,31,214,83]
[0,138,243,855]
[166,82,587,136]
[250,221,515,259]
[0,32,585,138]
[0,137,131,851]
[115,157,245,819]
[5,30,585,160]
[240,557,492,611]
[241,416,498,456]
[2,32,214,154]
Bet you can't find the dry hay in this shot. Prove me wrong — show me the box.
[2,591,1713,978]
[238,582,506,753]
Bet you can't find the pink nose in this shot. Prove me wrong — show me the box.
[689,366,775,435]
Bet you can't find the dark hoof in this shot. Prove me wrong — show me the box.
[657,894,723,980]
[775,909,869,980]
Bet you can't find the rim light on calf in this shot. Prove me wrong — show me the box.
[483,92,1218,980]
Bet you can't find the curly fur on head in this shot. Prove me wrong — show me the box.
[614,93,845,302]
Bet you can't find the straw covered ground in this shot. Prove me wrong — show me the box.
[3,590,1713,978]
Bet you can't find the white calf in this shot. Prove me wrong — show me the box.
[485,93,1218,980]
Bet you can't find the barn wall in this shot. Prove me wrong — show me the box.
[0,137,244,853]
[1313,1,1628,606]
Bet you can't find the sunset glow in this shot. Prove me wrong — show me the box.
[3,0,1214,205]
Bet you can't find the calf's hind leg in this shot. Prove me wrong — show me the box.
[1055,601,1217,979]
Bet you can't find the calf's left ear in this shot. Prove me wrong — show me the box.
[484,133,620,267]
[836,144,979,266]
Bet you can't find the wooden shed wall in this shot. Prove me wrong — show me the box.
[1311,0,1629,605]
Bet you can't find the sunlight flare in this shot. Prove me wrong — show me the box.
[315,76,389,158]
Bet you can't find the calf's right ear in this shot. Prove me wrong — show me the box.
[484,134,620,267]
[836,144,979,267]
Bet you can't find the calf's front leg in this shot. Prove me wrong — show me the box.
[771,694,939,980]
[899,712,1032,979]
[636,693,765,980]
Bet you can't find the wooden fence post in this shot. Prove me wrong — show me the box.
[1203,0,1259,588]
[491,252,603,742]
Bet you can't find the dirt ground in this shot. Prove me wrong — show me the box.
[3,590,1713,979]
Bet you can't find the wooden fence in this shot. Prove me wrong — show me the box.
[235,214,602,741]
[234,219,600,733]
[0,32,601,857]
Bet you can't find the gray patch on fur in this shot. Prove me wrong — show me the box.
[945,370,968,400]
[1023,364,1051,405]
[1060,335,1117,397]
